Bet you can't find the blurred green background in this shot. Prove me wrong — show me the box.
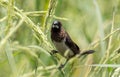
[0,0,120,77]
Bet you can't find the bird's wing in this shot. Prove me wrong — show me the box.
[65,32,80,55]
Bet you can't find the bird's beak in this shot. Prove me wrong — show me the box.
[52,25,59,29]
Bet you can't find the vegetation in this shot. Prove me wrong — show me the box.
[0,0,120,77]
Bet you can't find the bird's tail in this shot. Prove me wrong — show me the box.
[80,50,95,56]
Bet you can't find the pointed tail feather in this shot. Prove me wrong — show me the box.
[81,50,95,56]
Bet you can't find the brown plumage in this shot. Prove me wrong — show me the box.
[51,20,95,68]
[51,20,80,58]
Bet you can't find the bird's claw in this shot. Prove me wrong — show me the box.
[58,64,64,69]
[51,50,58,55]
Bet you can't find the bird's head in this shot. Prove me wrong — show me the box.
[51,20,62,32]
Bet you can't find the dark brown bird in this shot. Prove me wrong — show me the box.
[51,20,95,68]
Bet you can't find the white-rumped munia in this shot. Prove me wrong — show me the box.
[51,20,95,68]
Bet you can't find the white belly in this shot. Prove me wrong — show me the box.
[53,40,74,58]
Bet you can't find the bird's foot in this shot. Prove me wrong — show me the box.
[51,50,58,55]
[58,64,65,69]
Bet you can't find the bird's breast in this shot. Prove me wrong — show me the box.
[53,39,74,58]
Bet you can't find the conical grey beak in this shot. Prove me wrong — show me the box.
[52,25,59,29]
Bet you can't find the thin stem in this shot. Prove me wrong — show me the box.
[0,19,24,50]
[42,0,58,32]
[93,0,106,56]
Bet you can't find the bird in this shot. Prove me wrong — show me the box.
[51,20,95,68]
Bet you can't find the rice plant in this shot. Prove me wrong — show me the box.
[0,0,120,77]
